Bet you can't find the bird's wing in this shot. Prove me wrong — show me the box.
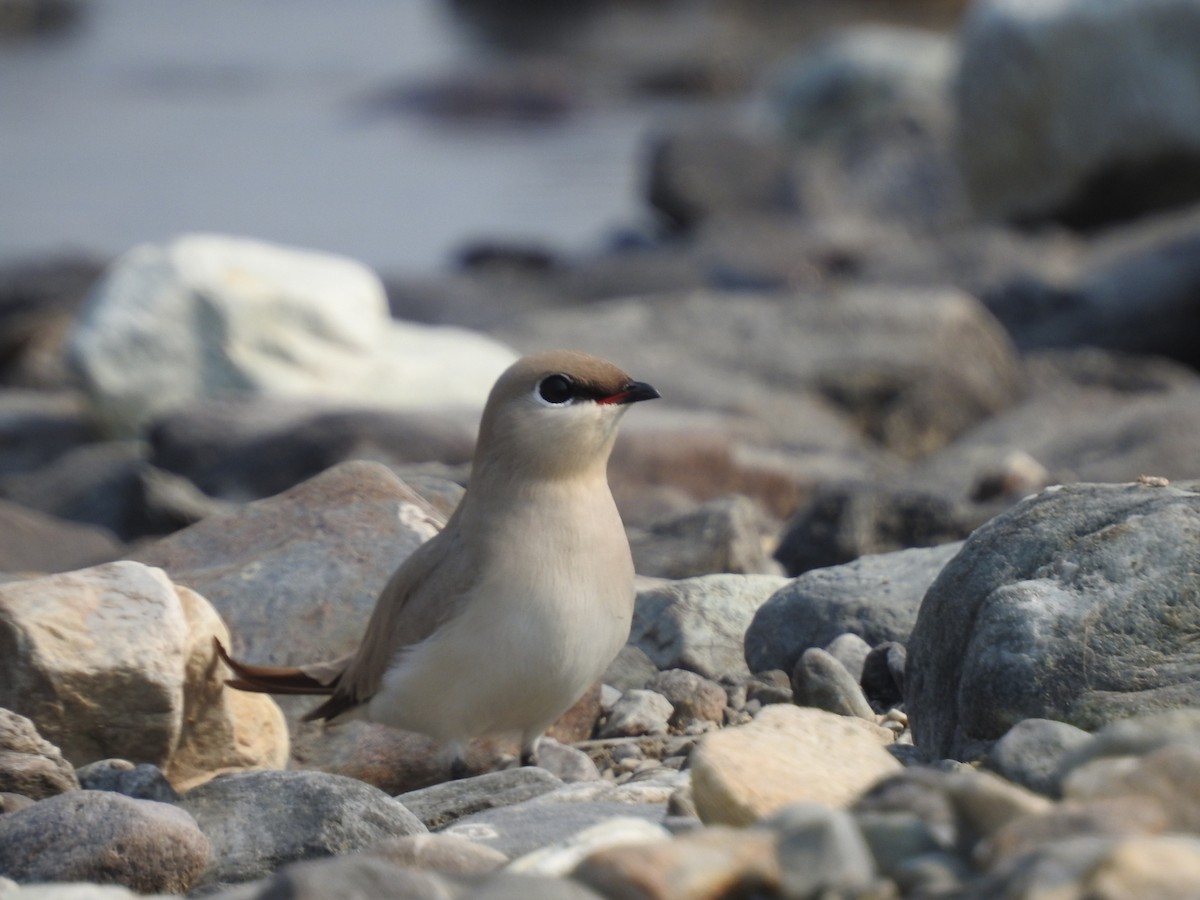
[303,510,478,722]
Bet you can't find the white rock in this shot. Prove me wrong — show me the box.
[69,234,517,434]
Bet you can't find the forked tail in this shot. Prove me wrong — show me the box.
[213,637,336,696]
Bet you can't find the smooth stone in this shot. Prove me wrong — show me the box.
[602,643,658,694]
[746,542,960,677]
[364,832,508,875]
[0,790,209,893]
[1062,743,1200,833]
[176,769,425,887]
[396,767,564,830]
[533,739,601,784]
[690,705,901,826]
[859,641,906,709]
[762,802,878,897]
[507,816,670,877]
[984,718,1093,797]
[822,633,872,684]
[0,497,123,576]
[234,855,451,900]
[646,669,728,726]
[790,647,876,720]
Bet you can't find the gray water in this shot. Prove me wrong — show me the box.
[0,0,661,274]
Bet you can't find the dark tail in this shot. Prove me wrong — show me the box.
[213,637,337,696]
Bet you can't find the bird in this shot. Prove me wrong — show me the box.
[216,349,660,777]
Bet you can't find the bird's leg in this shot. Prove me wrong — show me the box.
[519,735,541,768]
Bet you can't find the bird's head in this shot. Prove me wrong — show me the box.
[474,349,660,482]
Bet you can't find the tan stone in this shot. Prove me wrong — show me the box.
[1087,835,1200,899]
[574,825,780,900]
[690,705,901,826]
[0,561,286,789]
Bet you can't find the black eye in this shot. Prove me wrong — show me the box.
[538,373,574,404]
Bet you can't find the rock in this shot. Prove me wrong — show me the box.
[0,790,209,893]
[0,391,98,478]
[0,793,34,814]
[0,709,78,800]
[854,810,945,881]
[176,769,425,887]
[822,633,872,684]
[645,670,727,727]
[860,641,906,709]
[940,767,1054,851]
[906,481,1200,760]
[237,855,452,900]
[130,461,439,728]
[602,643,657,694]
[497,286,1022,460]
[508,817,669,877]
[600,690,673,739]
[397,768,564,830]
[690,705,901,825]
[774,481,971,575]
[0,440,228,542]
[763,803,878,898]
[148,396,477,503]
[984,718,1092,797]
[75,760,179,803]
[440,798,667,860]
[956,0,1200,226]
[790,648,875,720]
[982,211,1200,369]
[630,574,789,681]
[645,126,797,231]
[533,739,601,784]
[1058,708,1200,779]
[0,561,287,787]
[67,233,516,434]
[365,832,508,876]
[573,824,780,900]
[628,495,781,579]
[771,26,954,144]
[0,498,122,575]
[745,542,960,677]
[1062,743,1200,833]
[908,380,1200,499]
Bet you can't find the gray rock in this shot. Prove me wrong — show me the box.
[823,633,872,684]
[0,390,98,478]
[956,0,1200,226]
[531,740,600,783]
[599,690,673,739]
[854,810,944,879]
[602,643,657,694]
[0,497,122,575]
[464,872,607,900]
[177,769,425,887]
[148,396,476,504]
[645,126,797,231]
[774,481,971,575]
[630,574,789,680]
[761,803,878,897]
[745,542,961,677]
[907,482,1200,760]
[0,790,209,893]
[247,856,451,900]
[1056,708,1200,783]
[646,669,727,727]
[0,708,78,800]
[441,799,666,860]
[791,648,875,720]
[984,719,1092,798]
[396,767,563,830]
[75,759,179,803]
[628,495,782,579]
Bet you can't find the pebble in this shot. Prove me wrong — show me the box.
[598,689,673,739]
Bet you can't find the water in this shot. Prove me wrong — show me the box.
[0,0,658,274]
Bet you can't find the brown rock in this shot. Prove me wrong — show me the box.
[0,708,79,800]
[646,669,728,726]
[690,705,901,825]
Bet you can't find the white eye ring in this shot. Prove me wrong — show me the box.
[535,373,575,406]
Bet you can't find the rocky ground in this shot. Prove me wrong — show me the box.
[5,0,1200,897]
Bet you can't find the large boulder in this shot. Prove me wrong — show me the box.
[956,0,1200,226]
[907,481,1200,760]
[0,561,287,789]
[67,234,516,435]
